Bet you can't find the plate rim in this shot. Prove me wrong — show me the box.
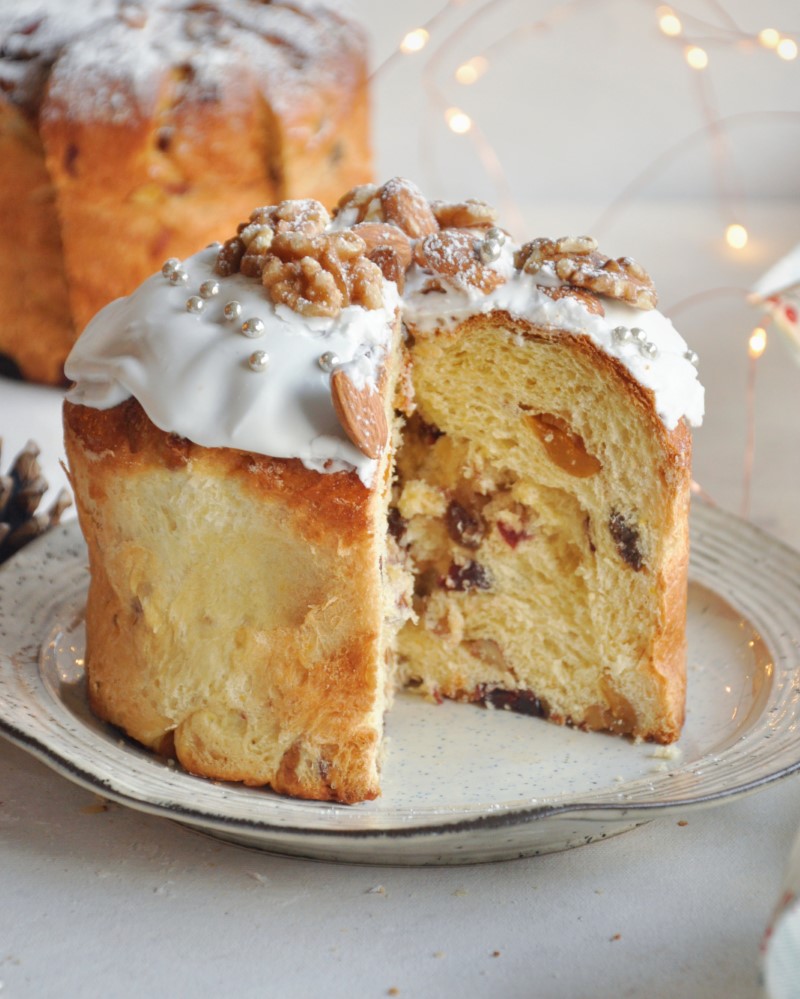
[2,501,800,854]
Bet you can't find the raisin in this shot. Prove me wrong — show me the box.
[608,511,644,570]
[443,560,492,591]
[387,506,407,541]
[418,417,444,444]
[477,685,550,718]
[445,500,485,549]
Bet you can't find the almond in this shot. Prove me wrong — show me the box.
[414,229,505,294]
[331,369,388,460]
[368,247,405,293]
[379,178,439,239]
[353,223,413,271]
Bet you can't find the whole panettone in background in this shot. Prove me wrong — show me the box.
[63,179,704,803]
[0,0,372,385]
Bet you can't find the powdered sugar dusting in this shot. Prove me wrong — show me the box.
[1,1,362,124]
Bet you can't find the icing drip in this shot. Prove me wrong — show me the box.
[66,228,704,488]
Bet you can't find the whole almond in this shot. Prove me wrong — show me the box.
[331,369,388,460]
[353,223,413,271]
[379,178,439,239]
[368,247,405,293]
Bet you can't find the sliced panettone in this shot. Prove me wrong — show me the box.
[63,179,704,802]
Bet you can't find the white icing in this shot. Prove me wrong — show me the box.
[403,243,704,430]
[66,231,704,490]
[65,246,398,487]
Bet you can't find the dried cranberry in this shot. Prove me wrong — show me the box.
[497,521,532,549]
[446,500,485,549]
[443,560,492,592]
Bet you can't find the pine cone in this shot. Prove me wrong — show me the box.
[0,440,72,564]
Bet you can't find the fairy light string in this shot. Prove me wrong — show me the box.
[373,0,797,517]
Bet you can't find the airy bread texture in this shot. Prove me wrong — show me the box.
[64,393,402,804]
[0,1,371,384]
[396,316,691,743]
[63,180,703,802]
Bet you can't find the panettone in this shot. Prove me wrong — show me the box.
[63,179,704,803]
[0,0,372,385]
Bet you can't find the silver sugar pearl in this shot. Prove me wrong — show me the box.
[248,350,269,372]
[479,238,502,263]
[640,340,658,358]
[223,301,242,322]
[199,280,220,299]
[485,227,506,245]
[168,268,189,286]
[185,296,204,314]
[241,317,265,338]
[631,327,647,342]
[684,349,699,367]
[318,351,340,372]
[612,325,632,343]
[161,257,181,278]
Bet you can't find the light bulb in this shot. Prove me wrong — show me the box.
[658,7,682,36]
[748,327,767,358]
[758,28,780,48]
[725,224,748,250]
[455,56,488,85]
[777,38,798,60]
[400,28,429,54]
[446,107,472,134]
[685,45,709,69]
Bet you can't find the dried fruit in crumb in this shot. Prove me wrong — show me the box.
[608,510,645,570]
[445,500,485,549]
[527,413,602,478]
[443,560,492,591]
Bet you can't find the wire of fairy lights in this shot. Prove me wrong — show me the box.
[374,0,799,517]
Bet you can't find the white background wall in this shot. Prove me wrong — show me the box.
[351,0,799,219]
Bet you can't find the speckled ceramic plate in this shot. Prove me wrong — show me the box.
[2,503,800,865]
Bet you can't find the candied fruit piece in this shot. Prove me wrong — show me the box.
[527,412,601,478]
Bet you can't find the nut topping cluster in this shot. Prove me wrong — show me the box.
[217,199,383,318]
[333,178,508,294]
[210,179,664,459]
[515,235,657,311]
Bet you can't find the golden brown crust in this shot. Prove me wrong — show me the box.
[64,398,387,804]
